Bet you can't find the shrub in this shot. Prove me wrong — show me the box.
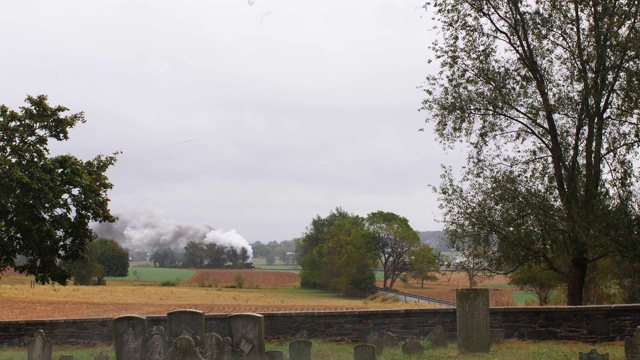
[234,274,245,289]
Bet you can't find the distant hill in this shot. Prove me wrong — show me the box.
[418,231,450,252]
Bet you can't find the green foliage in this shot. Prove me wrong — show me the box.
[407,244,439,288]
[265,254,276,265]
[298,208,378,297]
[234,274,245,289]
[182,241,206,268]
[509,263,565,306]
[150,247,179,268]
[0,95,118,284]
[366,211,422,290]
[423,1,640,305]
[68,238,129,285]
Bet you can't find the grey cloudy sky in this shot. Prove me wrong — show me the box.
[0,0,464,246]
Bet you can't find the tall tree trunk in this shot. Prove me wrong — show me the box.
[566,256,588,305]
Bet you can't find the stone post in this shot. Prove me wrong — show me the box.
[456,288,491,354]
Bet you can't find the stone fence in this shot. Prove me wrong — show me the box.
[1,305,640,347]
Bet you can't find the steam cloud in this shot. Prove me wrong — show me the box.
[92,207,253,258]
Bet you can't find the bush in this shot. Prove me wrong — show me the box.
[234,274,245,289]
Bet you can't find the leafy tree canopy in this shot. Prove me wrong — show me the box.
[297,208,378,297]
[0,95,118,284]
[69,238,129,285]
[366,211,421,290]
[423,0,640,305]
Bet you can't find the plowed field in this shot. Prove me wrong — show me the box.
[182,269,300,288]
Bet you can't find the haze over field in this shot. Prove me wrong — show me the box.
[0,1,464,243]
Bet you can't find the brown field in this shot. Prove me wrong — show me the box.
[379,273,517,307]
[0,269,441,321]
[182,269,300,288]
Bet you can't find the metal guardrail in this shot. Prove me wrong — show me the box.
[374,287,457,308]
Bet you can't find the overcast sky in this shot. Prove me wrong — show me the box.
[0,0,465,246]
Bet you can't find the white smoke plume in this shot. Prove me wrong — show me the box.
[92,206,253,258]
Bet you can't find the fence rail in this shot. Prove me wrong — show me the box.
[374,287,457,308]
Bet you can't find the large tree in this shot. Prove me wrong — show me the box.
[297,208,378,297]
[0,95,118,284]
[423,0,640,305]
[70,238,129,285]
[366,211,421,290]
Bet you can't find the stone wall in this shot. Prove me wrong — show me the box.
[1,305,640,347]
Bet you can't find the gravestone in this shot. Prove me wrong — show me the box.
[456,288,491,354]
[200,333,225,360]
[579,349,609,360]
[28,329,52,360]
[365,331,383,355]
[289,339,312,360]
[164,336,205,360]
[626,326,640,360]
[426,325,448,348]
[222,337,233,360]
[227,313,265,360]
[381,332,399,348]
[113,315,147,360]
[353,344,376,360]
[168,310,205,344]
[230,348,245,360]
[146,326,168,360]
[265,350,284,360]
[94,352,109,360]
[401,336,424,355]
[58,356,73,360]
[294,330,309,340]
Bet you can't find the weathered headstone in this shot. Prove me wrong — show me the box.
[164,336,205,360]
[353,344,376,360]
[94,352,109,360]
[227,313,265,360]
[113,315,147,360]
[579,349,609,360]
[294,330,309,340]
[146,326,168,360]
[230,348,245,360]
[456,288,491,354]
[265,350,284,360]
[289,339,312,360]
[28,329,52,360]
[365,331,383,355]
[58,356,73,360]
[626,326,640,360]
[401,336,424,355]
[222,337,233,360]
[381,332,399,348]
[168,310,205,344]
[426,325,448,348]
[200,333,225,360]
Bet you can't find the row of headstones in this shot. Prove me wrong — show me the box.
[113,310,267,360]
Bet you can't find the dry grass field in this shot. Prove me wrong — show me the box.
[0,269,441,321]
